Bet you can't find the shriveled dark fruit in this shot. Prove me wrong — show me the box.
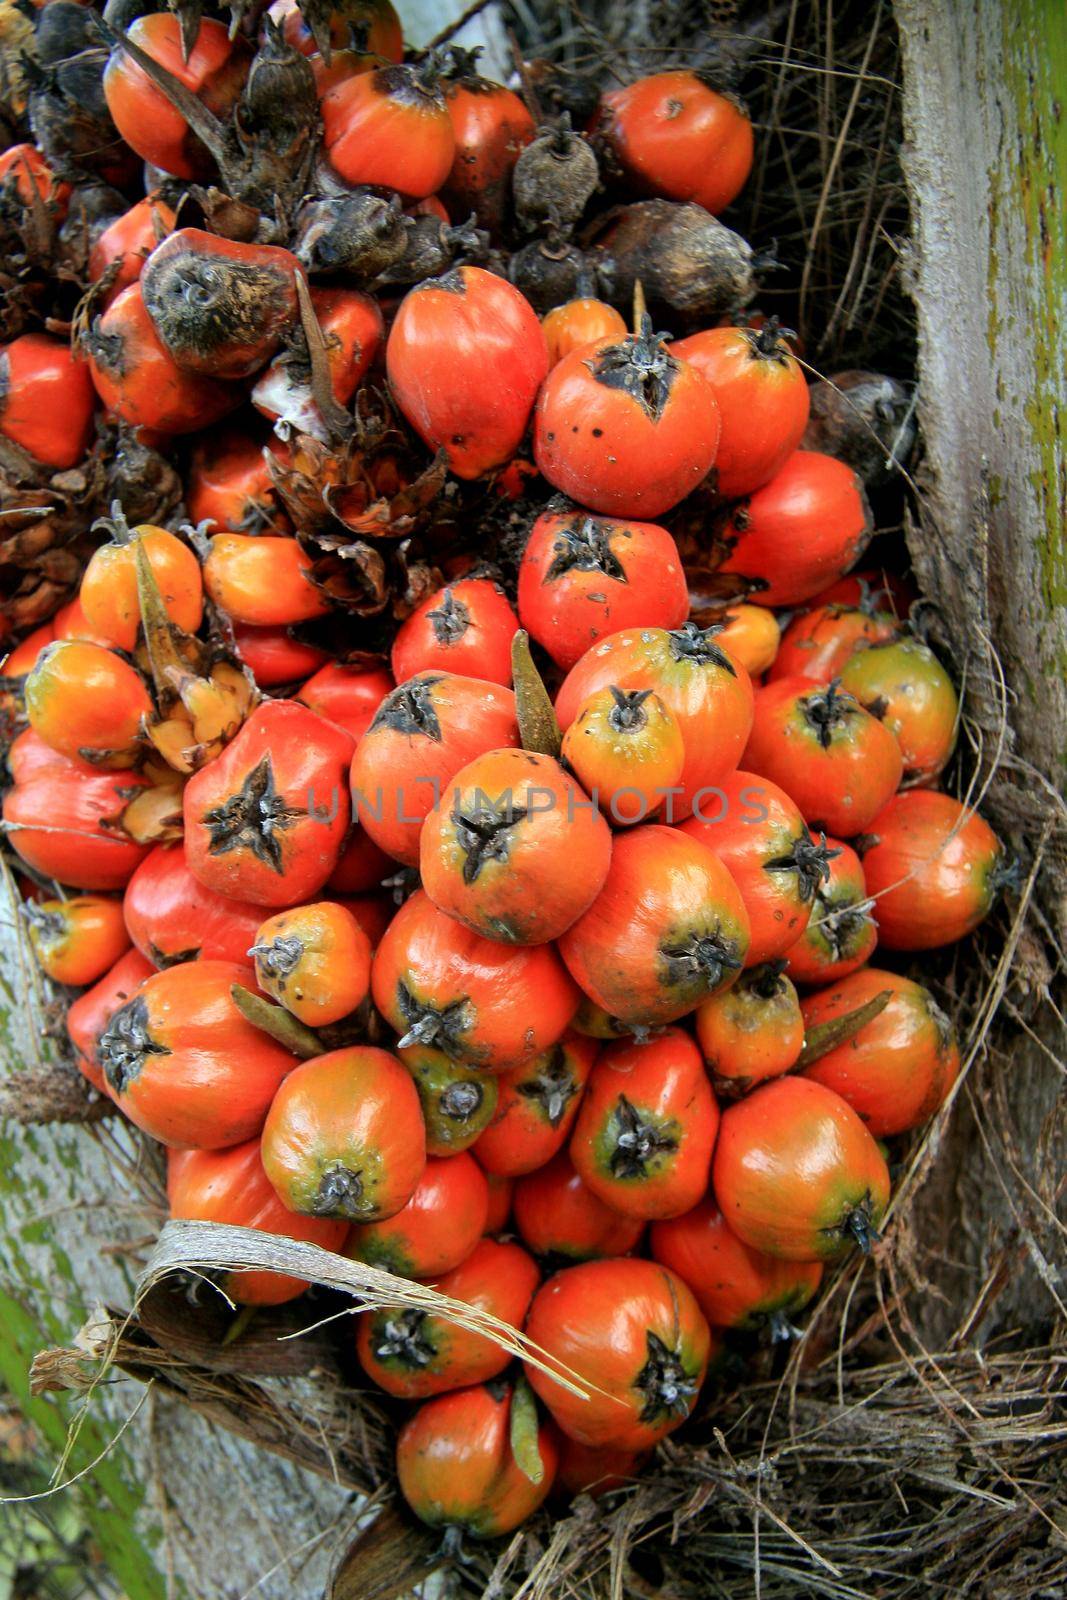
[26,47,128,185]
[597,200,755,326]
[508,237,591,315]
[55,181,125,276]
[35,1,101,66]
[239,19,319,155]
[801,371,917,488]
[294,191,408,280]
[379,214,490,286]
[101,424,183,527]
[512,115,599,234]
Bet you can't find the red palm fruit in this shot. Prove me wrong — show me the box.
[183,701,353,907]
[517,504,689,671]
[712,1077,891,1261]
[84,285,241,434]
[839,638,959,783]
[856,791,1005,949]
[678,769,838,966]
[281,0,404,63]
[713,604,781,678]
[350,674,519,866]
[98,960,296,1148]
[396,1381,557,1536]
[322,62,455,198]
[399,1045,500,1156]
[67,947,156,1092]
[555,622,754,814]
[252,286,383,437]
[232,625,328,687]
[695,961,804,1097]
[769,602,900,686]
[420,747,612,946]
[525,1258,712,1450]
[250,900,372,1026]
[297,660,394,742]
[484,1171,513,1232]
[4,757,151,891]
[371,890,579,1072]
[743,677,903,838]
[0,334,96,469]
[558,825,751,1029]
[88,194,178,301]
[357,1238,539,1399]
[167,1142,348,1305]
[569,1029,719,1220]
[542,298,628,367]
[186,427,283,532]
[347,1152,489,1277]
[473,1032,597,1177]
[25,641,151,767]
[715,451,873,607]
[512,1152,645,1262]
[672,319,809,499]
[800,968,960,1137]
[557,1437,649,1498]
[651,1197,822,1333]
[534,319,721,519]
[103,15,250,180]
[0,144,70,213]
[80,517,203,654]
[24,896,130,988]
[391,578,518,688]
[325,828,392,895]
[597,71,753,215]
[387,266,548,479]
[561,685,685,826]
[261,1044,425,1221]
[783,839,877,986]
[440,53,536,235]
[123,845,264,968]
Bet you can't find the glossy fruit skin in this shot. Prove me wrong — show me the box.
[0,144,70,212]
[473,1032,597,1177]
[391,579,518,688]
[235,625,328,687]
[512,1151,645,1262]
[598,72,753,215]
[557,1437,649,1498]
[2,624,55,678]
[358,1238,539,1399]
[783,838,877,986]
[297,661,393,742]
[713,604,780,678]
[372,889,579,1072]
[569,1029,718,1220]
[252,286,383,436]
[420,747,612,946]
[184,701,352,907]
[26,896,130,988]
[400,1045,500,1156]
[839,638,958,783]
[396,1381,557,1537]
[123,845,263,969]
[67,947,155,1092]
[562,685,685,825]
[351,673,519,866]
[679,769,835,966]
[518,507,689,672]
[0,335,95,469]
[203,534,330,627]
[556,624,754,813]
[103,15,249,180]
[716,451,873,607]
[744,678,904,838]
[323,64,455,196]
[186,427,283,532]
[712,1076,891,1261]
[25,641,151,767]
[651,1198,822,1332]
[99,959,296,1148]
[387,266,548,479]
[696,963,804,1096]
[167,1141,348,1305]
[534,325,721,519]
[80,524,203,653]
[440,70,535,235]
[525,1258,711,1449]
[770,603,900,687]
[4,756,151,890]
[281,0,404,63]
[857,791,1004,949]
[672,322,809,499]
[88,194,178,300]
[251,900,372,1026]
[559,826,751,1029]
[324,827,392,894]
[261,1045,425,1221]
[801,967,959,1136]
[484,1172,513,1233]
[347,1151,489,1278]
[141,230,302,380]
[542,299,628,367]
[86,285,240,434]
